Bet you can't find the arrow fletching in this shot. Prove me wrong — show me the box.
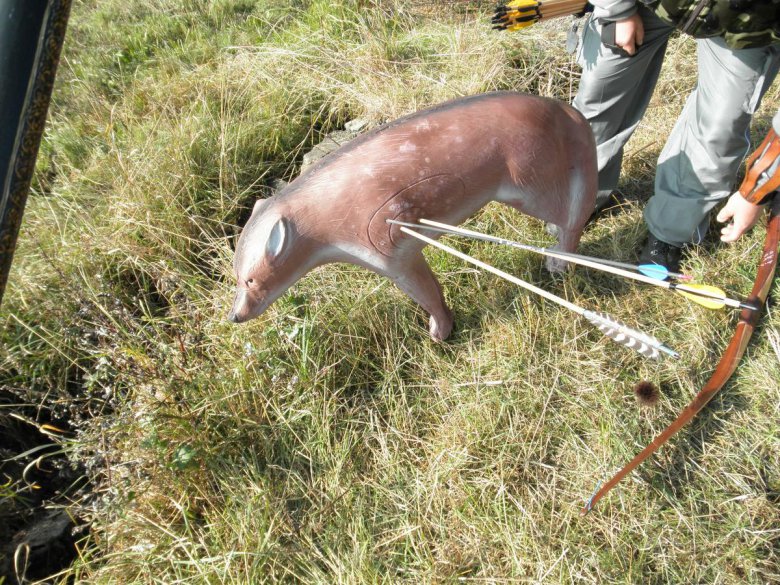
[492,0,543,31]
[637,263,670,280]
[635,263,692,281]
[583,310,680,360]
[492,0,590,31]
[674,284,729,310]
[670,283,759,311]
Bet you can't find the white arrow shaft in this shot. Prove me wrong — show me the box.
[399,226,584,314]
[391,218,678,277]
[400,225,678,360]
[419,218,673,290]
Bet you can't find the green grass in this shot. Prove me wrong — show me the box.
[2,0,779,582]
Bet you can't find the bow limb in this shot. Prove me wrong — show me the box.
[583,196,780,514]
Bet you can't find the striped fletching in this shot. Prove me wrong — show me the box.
[583,310,679,360]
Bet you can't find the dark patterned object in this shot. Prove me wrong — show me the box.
[639,233,682,275]
[633,380,661,406]
[0,0,72,305]
[649,0,780,49]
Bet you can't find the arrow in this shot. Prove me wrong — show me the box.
[398,225,679,360]
[614,262,689,282]
[388,219,690,281]
[492,0,589,31]
[393,218,758,312]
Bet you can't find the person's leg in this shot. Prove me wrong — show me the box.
[644,37,780,247]
[573,7,675,209]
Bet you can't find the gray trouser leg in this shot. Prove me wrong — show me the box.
[645,37,780,246]
[573,8,675,209]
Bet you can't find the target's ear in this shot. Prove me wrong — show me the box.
[252,198,268,216]
[265,217,288,263]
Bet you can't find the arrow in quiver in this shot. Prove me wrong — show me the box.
[492,0,590,31]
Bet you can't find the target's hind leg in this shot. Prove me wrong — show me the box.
[546,225,585,273]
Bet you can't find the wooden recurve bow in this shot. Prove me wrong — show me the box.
[583,194,780,513]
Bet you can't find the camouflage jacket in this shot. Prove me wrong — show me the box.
[590,0,780,48]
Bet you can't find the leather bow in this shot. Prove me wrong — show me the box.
[739,128,780,204]
[583,194,780,513]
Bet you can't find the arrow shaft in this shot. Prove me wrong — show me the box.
[398,226,583,314]
[415,219,749,310]
[399,225,676,360]
[393,219,685,279]
[418,218,670,286]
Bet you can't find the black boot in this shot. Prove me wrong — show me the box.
[639,234,682,275]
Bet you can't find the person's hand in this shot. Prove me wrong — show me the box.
[614,13,644,56]
[716,192,764,242]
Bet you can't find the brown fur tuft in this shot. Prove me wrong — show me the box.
[633,381,660,407]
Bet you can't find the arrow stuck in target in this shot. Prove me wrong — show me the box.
[389,218,757,312]
[396,223,679,360]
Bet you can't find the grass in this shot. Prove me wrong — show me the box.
[2,0,779,582]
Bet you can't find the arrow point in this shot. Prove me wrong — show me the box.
[661,344,680,359]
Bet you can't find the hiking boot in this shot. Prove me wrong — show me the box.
[639,234,682,276]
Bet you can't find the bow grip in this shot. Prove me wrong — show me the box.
[738,128,780,205]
